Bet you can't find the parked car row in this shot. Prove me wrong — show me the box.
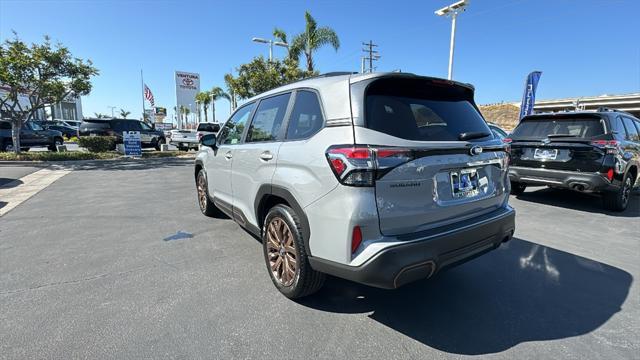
[78,118,166,150]
[0,120,64,152]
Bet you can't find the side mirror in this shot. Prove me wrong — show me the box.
[200,133,217,148]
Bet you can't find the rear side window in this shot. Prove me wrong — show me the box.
[247,93,290,143]
[622,117,639,141]
[365,78,490,141]
[0,121,11,130]
[287,90,324,140]
[511,117,604,139]
[219,103,256,145]
[609,116,627,139]
[81,120,110,129]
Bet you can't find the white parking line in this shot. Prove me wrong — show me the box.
[0,167,71,217]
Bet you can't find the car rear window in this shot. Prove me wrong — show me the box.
[365,78,491,141]
[197,123,220,132]
[511,116,605,139]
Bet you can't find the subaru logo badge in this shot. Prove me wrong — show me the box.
[470,146,483,156]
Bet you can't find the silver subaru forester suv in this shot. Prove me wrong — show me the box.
[195,72,515,298]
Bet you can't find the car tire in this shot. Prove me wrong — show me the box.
[155,137,166,151]
[48,137,63,152]
[603,172,633,212]
[1,140,12,152]
[196,169,224,217]
[510,181,527,195]
[262,204,325,299]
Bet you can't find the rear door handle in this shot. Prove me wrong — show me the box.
[225,151,233,160]
[259,151,273,161]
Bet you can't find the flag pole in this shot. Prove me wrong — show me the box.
[141,69,146,121]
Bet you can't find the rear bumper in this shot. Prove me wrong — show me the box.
[508,166,616,191]
[308,206,515,289]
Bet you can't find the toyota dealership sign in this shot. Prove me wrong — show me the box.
[174,71,200,111]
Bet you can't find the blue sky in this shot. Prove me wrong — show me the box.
[1,0,639,121]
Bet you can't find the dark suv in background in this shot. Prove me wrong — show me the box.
[0,120,64,152]
[78,118,166,150]
[507,109,639,211]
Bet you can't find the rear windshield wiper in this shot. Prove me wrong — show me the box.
[459,131,490,141]
[546,134,579,138]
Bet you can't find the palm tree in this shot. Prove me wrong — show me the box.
[289,11,340,72]
[119,109,131,118]
[209,86,230,122]
[195,91,212,122]
[224,74,238,112]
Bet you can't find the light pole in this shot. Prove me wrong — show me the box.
[435,0,468,80]
[210,93,216,123]
[252,37,288,61]
[107,106,116,118]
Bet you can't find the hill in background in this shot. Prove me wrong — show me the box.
[479,103,520,131]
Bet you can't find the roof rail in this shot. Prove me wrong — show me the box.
[283,71,357,87]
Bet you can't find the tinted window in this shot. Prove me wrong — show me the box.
[365,79,490,141]
[287,91,324,140]
[219,103,256,145]
[609,116,627,138]
[196,123,220,132]
[622,117,639,142]
[0,121,11,130]
[247,93,290,142]
[140,122,152,131]
[81,120,111,130]
[29,122,44,131]
[511,117,604,139]
[127,121,142,131]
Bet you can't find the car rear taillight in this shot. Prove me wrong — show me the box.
[197,132,203,141]
[605,168,614,182]
[502,138,513,144]
[326,146,413,187]
[591,140,620,154]
[351,226,363,254]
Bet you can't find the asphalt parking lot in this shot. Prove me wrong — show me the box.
[1,158,638,359]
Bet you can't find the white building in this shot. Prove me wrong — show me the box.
[0,86,83,121]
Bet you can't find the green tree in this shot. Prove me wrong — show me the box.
[195,91,211,122]
[209,86,229,122]
[226,56,312,100]
[119,109,131,118]
[0,33,98,153]
[224,73,238,112]
[93,112,108,118]
[289,11,340,72]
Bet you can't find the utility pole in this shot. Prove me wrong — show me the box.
[361,40,380,73]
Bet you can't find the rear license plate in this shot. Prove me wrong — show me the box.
[450,168,480,199]
[534,148,558,160]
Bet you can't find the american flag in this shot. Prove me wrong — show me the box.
[144,84,155,107]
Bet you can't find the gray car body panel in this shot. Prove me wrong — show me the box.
[197,72,513,271]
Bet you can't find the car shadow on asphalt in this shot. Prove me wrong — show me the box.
[0,201,6,209]
[0,178,23,189]
[515,187,640,218]
[298,238,632,355]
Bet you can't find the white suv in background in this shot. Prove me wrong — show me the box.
[195,72,515,298]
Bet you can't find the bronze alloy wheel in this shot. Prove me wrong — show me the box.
[197,174,207,211]
[266,217,298,287]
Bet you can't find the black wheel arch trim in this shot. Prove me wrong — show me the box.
[255,184,312,254]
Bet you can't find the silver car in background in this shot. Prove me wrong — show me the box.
[195,72,515,298]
